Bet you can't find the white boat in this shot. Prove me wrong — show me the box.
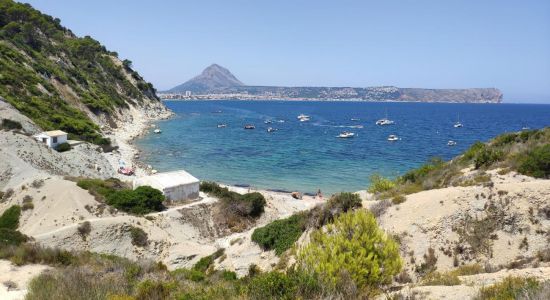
[337,131,355,138]
[376,110,394,125]
[244,124,255,129]
[267,127,278,133]
[153,129,162,134]
[217,124,227,128]
[297,114,311,122]
[264,120,272,124]
[447,140,457,146]
[387,134,399,141]
[522,126,530,130]
[454,113,463,128]
[276,119,285,123]
[376,118,395,126]
[351,118,360,121]
[350,125,364,129]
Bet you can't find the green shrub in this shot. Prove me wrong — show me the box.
[1,118,22,130]
[246,271,296,300]
[518,144,550,178]
[0,205,21,230]
[298,210,402,295]
[106,186,164,215]
[56,142,71,152]
[392,194,406,204]
[135,280,174,300]
[462,142,486,161]
[399,157,445,184]
[200,182,266,219]
[474,148,503,169]
[193,249,225,273]
[421,271,461,286]
[129,226,148,247]
[0,228,28,246]
[367,174,395,193]
[475,276,539,300]
[221,270,237,281]
[252,213,307,255]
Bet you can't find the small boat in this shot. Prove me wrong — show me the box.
[267,127,278,133]
[376,119,395,126]
[454,113,463,128]
[244,124,255,129]
[299,117,310,122]
[276,119,285,123]
[350,125,364,129]
[521,126,530,130]
[351,118,360,121]
[154,129,162,134]
[447,140,457,146]
[387,134,399,141]
[212,110,223,114]
[337,131,355,138]
[264,120,272,124]
[297,114,311,122]
[217,124,227,128]
[376,110,395,125]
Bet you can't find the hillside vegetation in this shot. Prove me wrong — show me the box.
[0,0,160,144]
[369,127,550,198]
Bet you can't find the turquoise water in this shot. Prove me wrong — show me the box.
[135,101,550,194]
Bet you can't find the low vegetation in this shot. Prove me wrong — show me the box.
[56,142,71,152]
[76,178,164,215]
[0,204,21,230]
[200,182,266,218]
[252,213,307,255]
[251,192,362,255]
[0,118,22,130]
[475,276,542,300]
[298,210,402,298]
[368,127,550,200]
[129,226,148,247]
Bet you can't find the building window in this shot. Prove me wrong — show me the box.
[53,137,58,143]
[42,138,47,143]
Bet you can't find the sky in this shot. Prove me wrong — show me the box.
[22,0,550,103]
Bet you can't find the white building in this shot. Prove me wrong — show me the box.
[185,90,192,97]
[33,130,68,148]
[133,170,200,203]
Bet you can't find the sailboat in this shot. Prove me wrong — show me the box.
[376,109,395,126]
[454,113,463,128]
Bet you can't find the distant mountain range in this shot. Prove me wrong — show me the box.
[164,64,503,103]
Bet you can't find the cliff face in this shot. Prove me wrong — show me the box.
[0,0,169,144]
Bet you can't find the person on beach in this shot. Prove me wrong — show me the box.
[317,189,323,200]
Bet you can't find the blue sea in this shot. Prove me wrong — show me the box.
[135,101,550,195]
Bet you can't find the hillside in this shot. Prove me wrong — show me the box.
[0,0,168,144]
[164,64,503,103]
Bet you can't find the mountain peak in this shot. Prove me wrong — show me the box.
[168,64,243,93]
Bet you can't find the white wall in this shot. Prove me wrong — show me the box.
[50,135,67,148]
[163,182,199,203]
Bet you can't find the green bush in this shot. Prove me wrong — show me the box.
[246,271,296,300]
[518,144,550,178]
[421,271,461,286]
[0,205,21,230]
[56,142,71,152]
[200,182,266,218]
[475,276,539,300]
[1,118,22,130]
[77,179,164,215]
[252,213,307,255]
[193,249,225,273]
[298,210,402,295]
[367,174,395,193]
[0,228,28,246]
[106,186,164,215]
[474,147,503,169]
[129,226,148,247]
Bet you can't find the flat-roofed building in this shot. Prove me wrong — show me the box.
[133,170,200,203]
